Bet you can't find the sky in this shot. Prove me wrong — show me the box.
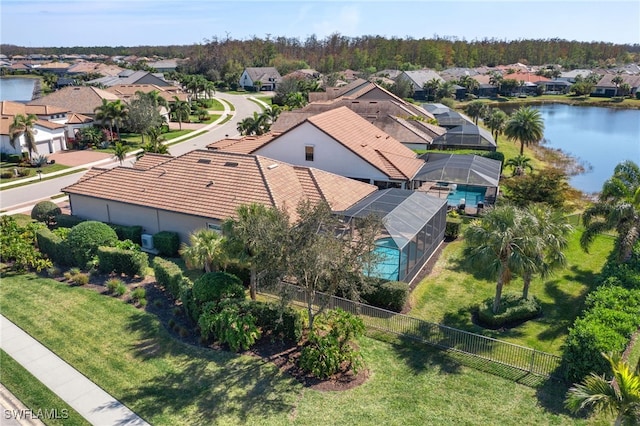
[1,0,639,48]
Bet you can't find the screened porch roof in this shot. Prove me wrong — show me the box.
[338,188,447,250]
[415,153,502,187]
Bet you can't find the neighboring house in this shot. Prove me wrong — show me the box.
[537,80,572,94]
[146,59,180,73]
[67,62,124,77]
[28,86,120,117]
[477,83,498,98]
[105,84,189,104]
[36,61,71,75]
[239,67,282,91]
[86,70,170,88]
[272,97,445,150]
[62,150,378,243]
[592,74,640,97]
[209,106,425,189]
[283,68,322,81]
[397,69,445,100]
[309,78,370,102]
[0,101,68,156]
[558,69,594,83]
[66,112,94,141]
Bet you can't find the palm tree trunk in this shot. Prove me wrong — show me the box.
[249,266,257,300]
[614,411,624,426]
[493,276,504,314]
[520,142,525,156]
[522,272,532,300]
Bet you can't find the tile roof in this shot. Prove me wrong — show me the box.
[244,67,282,82]
[66,112,93,124]
[133,153,174,170]
[306,107,424,180]
[105,84,188,102]
[63,150,376,222]
[0,101,67,135]
[207,133,278,154]
[28,86,119,116]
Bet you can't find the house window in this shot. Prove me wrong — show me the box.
[207,223,222,233]
[305,145,314,161]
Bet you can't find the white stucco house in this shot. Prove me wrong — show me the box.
[208,107,426,189]
[0,101,69,157]
[239,67,282,91]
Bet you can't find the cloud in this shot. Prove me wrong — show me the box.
[312,5,361,38]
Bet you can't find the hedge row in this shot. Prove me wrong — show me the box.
[476,293,542,327]
[55,214,86,229]
[110,224,143,245]
[97,246,148,277]
[152,257,184,299]
[563,244,640,382]
[153,231,180,257]
[36,228,73,266]
[362,279,409,313]
[241,300,303,343]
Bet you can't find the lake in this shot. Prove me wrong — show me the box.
[0,77,36,101]
[502,104,640,194]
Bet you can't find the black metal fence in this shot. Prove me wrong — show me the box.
[259,283,564,380]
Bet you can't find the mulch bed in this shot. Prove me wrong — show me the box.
[48,268,368,391]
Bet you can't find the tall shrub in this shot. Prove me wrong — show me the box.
[66,221,118,267]
[153,231,180,257]
[152,257,184,299]
[31,201,61,225]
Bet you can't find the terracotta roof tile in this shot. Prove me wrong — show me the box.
[207,134,278,154]
[63,150,376,222]
[28,86,120,116]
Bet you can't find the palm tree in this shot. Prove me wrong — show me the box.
[9,113,38,158]
[520,205,571,299]
[465,100,485,125]
[179,229,228,273]
[170,96,191,130]
[112,142,129,166]
[611,75,624,96]
[489,71,504,95]
[505,155,535,176]
[463,205,537,313]
[94,99,115,142]
[565,352,640,426]
[485,108,508,143]
[423,78,441,101]
[581,160,640,262]
[108,99,128,141]
[504,106,545,156]
[136,127,168,160]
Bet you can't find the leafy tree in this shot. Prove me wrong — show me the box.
[125,96,164,144]
[75,126,103,149]
[0,216,51,272]
[619,83,632,98]
[570,80,595,97]
[505,155,534,176]
[136,90,168,110]
[223,203,290,300]
[112,142,129,165]
[501,167,570,209]
[180,228,228,273]
[9,113,38,158]
[463,205,537,313]
[504,106,545,156]
[581,160,640,262]
[284,200,382,329]
[390,76,414,99]
[565,352,640,426]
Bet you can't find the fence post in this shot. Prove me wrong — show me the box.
[529,350,536,374]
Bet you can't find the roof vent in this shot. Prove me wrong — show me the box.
[197,158,211,164]
[224,161,238,167]
[268,163,279,170]
[206,180,214,187]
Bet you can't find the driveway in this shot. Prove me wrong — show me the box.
[48,150,112,167]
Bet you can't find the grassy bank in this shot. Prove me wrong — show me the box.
[0,273,590,425]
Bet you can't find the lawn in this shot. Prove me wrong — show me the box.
[409,228,614,354]
[0,163,70,184]
[0,273,594,425]
[93,130,193,153]
[0,350,90,426]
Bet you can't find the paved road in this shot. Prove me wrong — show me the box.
[0,93,265,212]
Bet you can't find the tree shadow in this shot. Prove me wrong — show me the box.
[120,312,298,424]
[534,374,578,419]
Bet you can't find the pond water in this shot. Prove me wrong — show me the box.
[501,104,640,194]
[0,77,36,101]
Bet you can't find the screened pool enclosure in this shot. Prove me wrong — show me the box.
[339,188,448,283]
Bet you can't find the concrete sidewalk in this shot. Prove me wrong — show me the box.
[0,315,150,426]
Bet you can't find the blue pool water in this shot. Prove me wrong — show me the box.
[370,237,400,281]
[447,185,485,207]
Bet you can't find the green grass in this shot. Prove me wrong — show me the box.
[0,350,90,426]
[207,98,225,111]
[0,163,70,184]
[0,168,86,191]
[409,229,614,355]
[0,273,594,425]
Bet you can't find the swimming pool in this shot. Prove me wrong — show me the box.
[446,185,486,207]
[369,237,401,281]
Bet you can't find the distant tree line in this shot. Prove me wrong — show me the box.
[2,34,638,75]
